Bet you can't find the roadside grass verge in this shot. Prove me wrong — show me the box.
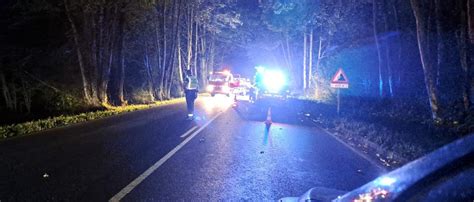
[0,98,184,140]
[295,97,472,169]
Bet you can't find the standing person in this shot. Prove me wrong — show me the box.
[250,67,264,103]
[184,69,199,120]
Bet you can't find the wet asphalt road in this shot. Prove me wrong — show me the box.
[0,95,385,201]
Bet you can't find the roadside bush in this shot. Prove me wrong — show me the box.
[32,90,93,115]
[0,97,184,140]
[53,93,85,112]
[131,88,156,104]
[298,96,463,169]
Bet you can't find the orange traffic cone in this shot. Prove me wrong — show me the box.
[264,107,272,126]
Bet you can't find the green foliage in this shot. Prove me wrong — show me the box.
[130,89,155,104]
[260,0,310,34]
[45,92,86,113]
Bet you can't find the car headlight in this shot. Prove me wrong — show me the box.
[263,70,286,92]
[222,85,230,92]
[206,85,214,92]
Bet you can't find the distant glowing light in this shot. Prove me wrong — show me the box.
[354,187,391,202]
[222,85,230,92]
[263,70,286,92]
[206,85,214,92]
[355,193,373,202]
[203,95,232,113]
[222,70,231,75]
[378,177,396,186]
[255,66,265,73]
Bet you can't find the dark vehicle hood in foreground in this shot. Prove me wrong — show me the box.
[280,134,474,202]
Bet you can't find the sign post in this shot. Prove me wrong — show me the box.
[330,68,349,115]
[337,89,340,114]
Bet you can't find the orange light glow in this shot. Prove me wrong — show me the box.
[353,187,390,202]
[222,70,231,75]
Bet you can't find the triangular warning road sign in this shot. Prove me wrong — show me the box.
[331,68,349,84]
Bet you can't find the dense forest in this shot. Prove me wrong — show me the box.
[0,0,473,126]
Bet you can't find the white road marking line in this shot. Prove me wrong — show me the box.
[109,111,225,202]
[180,126,199,138]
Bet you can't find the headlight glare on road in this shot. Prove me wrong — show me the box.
[203,95,232,113]
[263,70,286,92]
[222,85,230,92]
[206,85,214,92]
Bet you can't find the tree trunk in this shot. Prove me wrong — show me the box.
[383,2,394,97]
[0,69,13,110]
[468,0,474,101]
[308,29,313,90]
[164,0,181,98]
[118,43,126,105]
[64,0,92,104]
[286,33,293,72]
[468,0,474,44]
[411,0,443,121]
[280,40,290,70]
[153,9,162,101]
[209,37,215,74]
[11,82,17,111]
[158,2,168,100]
[303,31,307,91]
[315,36,323,98]
[457,0,471,112]
[435,0,444,87]
[93,6,105,104]
[21,79,31,113]
[200,32,207,88]
[193,21,199,76]
[392,2,403,91]
[116,11,126,105]
[186,7,194,71]
[89,12,98,102]
[144,45,155,102]
[99,6,119,105]
[177,25,184,93]
[373,0,384,98]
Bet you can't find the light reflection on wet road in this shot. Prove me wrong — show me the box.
[0,95,384,201]
[123,96,385,200]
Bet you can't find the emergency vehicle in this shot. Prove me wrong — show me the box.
[250,66,290,102]
[231,74,251,96]
[207,70,234,97]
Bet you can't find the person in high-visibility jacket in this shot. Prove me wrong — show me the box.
[249,67,264,102]
[184,69,199,120]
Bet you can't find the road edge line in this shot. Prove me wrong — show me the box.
[109,111,225,202]
[315,126,388,174]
